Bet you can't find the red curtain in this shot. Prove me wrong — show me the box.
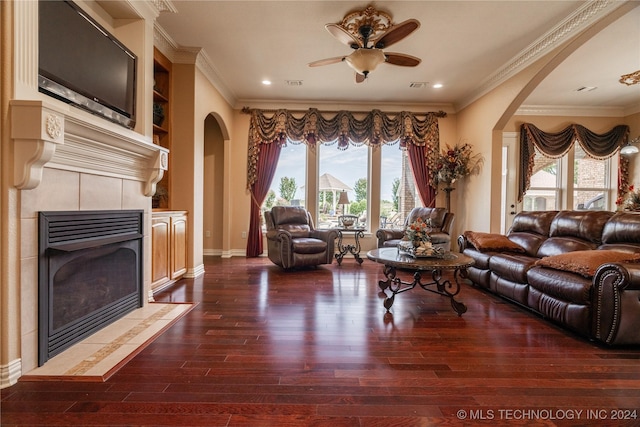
[246,141,282,257]
[406,143,436,208]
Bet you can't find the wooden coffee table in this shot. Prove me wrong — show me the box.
[367,248,474,316]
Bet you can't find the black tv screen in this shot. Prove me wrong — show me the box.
[39,0,136,129]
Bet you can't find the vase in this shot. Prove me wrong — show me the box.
[153,112,165,127]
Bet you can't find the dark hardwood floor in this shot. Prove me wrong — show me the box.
[3,256,640,426]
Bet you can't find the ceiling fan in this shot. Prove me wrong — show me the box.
[308,6,421,83]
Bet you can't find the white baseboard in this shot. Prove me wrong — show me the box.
[0,358,22,389]
[204,249,250,258]
[184,263,205,278]
[203,249,222,256]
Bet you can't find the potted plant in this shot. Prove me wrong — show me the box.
[153,103,165,127]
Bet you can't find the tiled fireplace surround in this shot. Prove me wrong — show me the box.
[10,99,168,379]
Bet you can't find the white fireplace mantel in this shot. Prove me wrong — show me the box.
[10,100,168,196]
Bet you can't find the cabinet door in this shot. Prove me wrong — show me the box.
[151,216,171,288]
[170,215,188,279]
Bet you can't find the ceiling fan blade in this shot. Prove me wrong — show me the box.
[374,19,420,49]
[325,23,362,49]
[385,53,421,67]
[308,56,345,67]
[355,73,366,83]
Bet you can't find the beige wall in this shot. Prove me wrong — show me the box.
[627,112,640,182]
[172,63,236,260]
[194,67,234,258]
[203,115,224,255]
[228,110,252,254]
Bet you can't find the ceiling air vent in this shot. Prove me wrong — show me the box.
[575,86,597,92]
[286,80,303,86]
[409,82,428,89]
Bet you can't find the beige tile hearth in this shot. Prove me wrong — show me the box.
[22,302,194,381]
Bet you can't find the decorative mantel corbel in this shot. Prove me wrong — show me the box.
[11,100,65,189]
[145,149,169,197]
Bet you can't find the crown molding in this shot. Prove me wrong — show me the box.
[193,49,237,107]
[624,103,640,117]
[152,25,237,107]
[457,0,625,111]
[517,104,627,117]
[151,0,177,14]
[153,24,179,62]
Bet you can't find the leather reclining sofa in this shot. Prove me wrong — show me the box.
[458,210,640,345]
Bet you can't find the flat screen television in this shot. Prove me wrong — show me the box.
[38,0,137,129]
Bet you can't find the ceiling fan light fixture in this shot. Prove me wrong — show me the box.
[621,137,640,155]
[345,48,386,75]
[620,70,640,86]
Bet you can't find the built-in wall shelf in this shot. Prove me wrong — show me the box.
[152,47,172,209]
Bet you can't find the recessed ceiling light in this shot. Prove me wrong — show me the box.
[432,83,443,89]
[262,80,272,86]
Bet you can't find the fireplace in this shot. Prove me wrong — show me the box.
[38,210,144,365]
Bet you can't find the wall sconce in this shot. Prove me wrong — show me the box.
[621,136,640,155]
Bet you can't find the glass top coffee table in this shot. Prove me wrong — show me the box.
[367,248,474,316]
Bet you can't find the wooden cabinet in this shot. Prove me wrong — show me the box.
[152,48,171,209]
[151,215,171,287]
[170,214,187,279]
[151,211,188,292]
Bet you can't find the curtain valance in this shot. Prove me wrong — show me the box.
[246,108,445,189]
[518,123,629,202]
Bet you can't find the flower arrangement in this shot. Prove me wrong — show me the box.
[404,217,432,244]
[399,217,444,257]
[434,142,483,185]
[616,185,640,211]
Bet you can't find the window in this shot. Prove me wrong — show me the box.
[573,144,609,210]
[263,142,307,211]
[523,144,614,211]
[523,149,560,211]
[380,143,421,228]
[318,143,369,229]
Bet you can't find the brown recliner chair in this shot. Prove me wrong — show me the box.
[264,206,338,269]
[376,207,455,251]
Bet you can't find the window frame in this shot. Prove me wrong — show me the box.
[522,144,617,212]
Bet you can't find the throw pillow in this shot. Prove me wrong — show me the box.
[535,250,640,278]
[465,231,525,253]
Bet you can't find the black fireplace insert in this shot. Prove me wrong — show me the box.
[38,210,144,365]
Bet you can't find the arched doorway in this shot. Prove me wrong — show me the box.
[203,114,225,256]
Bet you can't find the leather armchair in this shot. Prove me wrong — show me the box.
[264,206,338,269]
[376,207,454,251]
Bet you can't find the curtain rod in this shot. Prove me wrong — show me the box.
[241,107,447,118]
